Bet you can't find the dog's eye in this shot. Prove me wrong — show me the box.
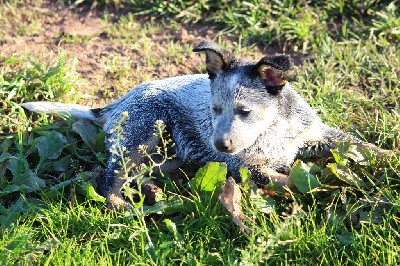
[237,107,251,117]
[212,106,222,115]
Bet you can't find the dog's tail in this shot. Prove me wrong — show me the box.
[21,101,99,121]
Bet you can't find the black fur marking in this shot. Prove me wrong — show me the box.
[192,40,234,64]
[265,85,285,96]
[193,40,234,79]
[207,69,217,80]
[91,107,104,117]
[248,166,270,186]
[256,55,291,71]
[297,141,335,159]
[251,55,291,95]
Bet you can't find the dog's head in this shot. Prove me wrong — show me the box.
[193,40,291,154]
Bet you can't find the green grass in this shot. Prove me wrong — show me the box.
[119,0,400,51]
[1,0,400,265]
[0,0,45,38]
[0,52,81,134]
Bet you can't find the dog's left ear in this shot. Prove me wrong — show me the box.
[193,40,234,79]
[255,55,291,95]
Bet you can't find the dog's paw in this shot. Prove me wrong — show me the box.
[107,193,132,211]
[249,166,289,186]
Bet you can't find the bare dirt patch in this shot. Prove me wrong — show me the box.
[0,0,225,107]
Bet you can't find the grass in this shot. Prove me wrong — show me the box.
[0,0,44,38]
[0,51,81,134]
[0,0,399,265]
[121,0,400,51]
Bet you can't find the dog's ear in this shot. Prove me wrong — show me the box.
[193,40,234,79]
[255,55,291,95]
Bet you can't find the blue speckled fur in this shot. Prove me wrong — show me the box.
[96,74,242,197]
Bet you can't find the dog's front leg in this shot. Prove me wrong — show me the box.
[101,151,143,210]
[100,133,184,210]
[99,131,162,210]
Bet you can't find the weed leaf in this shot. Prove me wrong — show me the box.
[163,218,183,242]
[72,120,105,152]
[331,142,367,166]
[305,162,323,175]
[45,172,93,198]
[337,232,353,246]
[190,162,227,193]
[239,167,251,182]
[249,186,276,214]
[0,196,29,229]
[0,153,15,179]
[327,163,366,187]
[0,184,29,196]
[331,150,348,166]
[78,182,106,203]
[142,198,185,216]
[289,160,320,194]
[8,158,45,192]
[36,131,68,160]
[50,155,73,172]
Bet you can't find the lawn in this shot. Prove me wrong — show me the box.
[0,0,399,265]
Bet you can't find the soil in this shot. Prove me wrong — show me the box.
[0,0,223,107]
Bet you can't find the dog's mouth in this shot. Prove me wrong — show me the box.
[216,147,236,154]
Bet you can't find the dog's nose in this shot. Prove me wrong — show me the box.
[214,137,233,153]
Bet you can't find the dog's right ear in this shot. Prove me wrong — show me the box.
[255,55,291,95]
[193,40,234,79]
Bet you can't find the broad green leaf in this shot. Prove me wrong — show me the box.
[326,163,366,187]
[190,162,227,193]
[8,158,46,192]
[289,160,320,194]
[344,144,367,164]
[72,120,105,152]
[0,139,12,154]
[0,152,15,163]
[331,149,348,166]
[240,178,258,192]
[95,152,107,165]
[305,162,323,175]
[158,241,175,250]
[50,155,73,172]
[163,219,177,234]
[45,172,93,198]
[0,158,11,180]
[331,142,368,166]
[0,196,29,229]
[0,184,30,196]
[48,179,75,192]
[36,131,68,160]
[76,171,96,182]
[5,234,31,250]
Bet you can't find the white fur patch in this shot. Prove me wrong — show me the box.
[21,102,95,120]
